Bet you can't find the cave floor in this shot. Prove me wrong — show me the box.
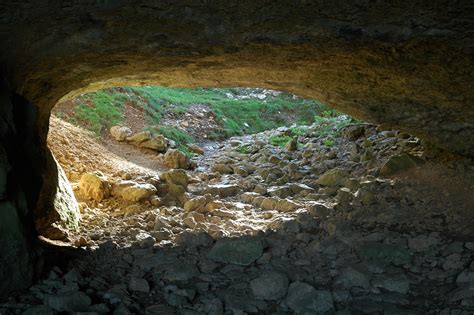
[2,116,474,314]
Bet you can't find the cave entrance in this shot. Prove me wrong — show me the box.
[46,85,351,246]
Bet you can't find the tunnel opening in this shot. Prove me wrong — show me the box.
[45,85,361,244]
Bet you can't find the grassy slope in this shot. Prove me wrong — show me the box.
[56,86,346,152]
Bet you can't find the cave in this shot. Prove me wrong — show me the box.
[0,1,473,313]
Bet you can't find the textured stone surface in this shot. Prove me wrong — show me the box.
[0,83,41,298]
[0,0,473,300]
[208,236,264,266]
[0,1,473,156]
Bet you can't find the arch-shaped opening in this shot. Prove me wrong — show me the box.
[1,1,473,312]
[2,83,471,313]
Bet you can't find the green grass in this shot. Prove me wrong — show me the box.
[237,144,252,154]
[311,111,357,138]
[56,87,351,152]
[103,86,331,138]
[269,135,294,148]
[73,90,124,135]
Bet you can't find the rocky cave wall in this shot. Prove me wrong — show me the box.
[0,0,473,298]
[0,80,42,297]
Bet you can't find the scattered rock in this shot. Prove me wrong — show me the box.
[250,271,289,300]
[187,143,205,155]
[46,291,91,312]
[112,180,157,202]
[380,153,424,176]
[161,149,190,169]
[79,173,110,201]
[126,131,152,144]
[110,126,133,141]
[283,281,334,314]
[208,236,265,266]
[129,277,150,293]
[316,168,350,186]
[140,135,167,152]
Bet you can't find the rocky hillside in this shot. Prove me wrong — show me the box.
[53,87,334,153]
[2,110,473,314]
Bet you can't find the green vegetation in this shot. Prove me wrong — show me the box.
[322,138,335,147]
[74,91,124,135]
[311,111,358,138]
[56,86,356,152]
[237,144,252,154]
[269,135,294,148]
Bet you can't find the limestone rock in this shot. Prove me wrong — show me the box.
[334,266,371,290]
[250,271,289,300]
[160,169,189,187]
[380,153,424,176]
[140,135,167,152]
[307,202,331,217]
[184,196,207,213]
[357,242,412,266]
[342,124,366,140]
[205,184,240,197]
[283,281,334,314]
[79,173,110,201]
[212,163,234,174]
[187,143,204,155]
[53,156,81,229]
[126,131,152,144]
[208,236,264,266]
[159,169,189,200]
[46,291,92,312]
[129,277,150,293]
[285,137,298,151]
[112,180,157,202]
[161,149,190,169]
[316,168,350,186]
[110,126,132,141]
[372,272,410,294]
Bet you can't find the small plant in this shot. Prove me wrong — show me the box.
[322,138,335,147]
[269,135,293,148]
[237,144,251,154]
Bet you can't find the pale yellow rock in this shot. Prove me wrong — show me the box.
[79,173,110,202]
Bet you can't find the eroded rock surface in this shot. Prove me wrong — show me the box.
[2,115,473,313]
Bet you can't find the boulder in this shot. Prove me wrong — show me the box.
[207,236,264,266]
[212,163,234,174]
[159,169,189,201]
[316,168,350,186]
[250,271,289,300]
[205,184,240,197]
[53,157,81,229]
[140,135,167,152]
[110,126,132,141]
[283,281,334,314]
[334,266,371,290]
[161,149,190,169]
[126,131,152,144]
[380,153,424,176]
[112,180,157,202]
[187,143,205,155]
[79,173,110,201]
[46,291,92,312]
[342,124,366,140]
[160,169,189,187]
[285,137,298,151]
[129,277,150,293]
[184,196,207,213]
